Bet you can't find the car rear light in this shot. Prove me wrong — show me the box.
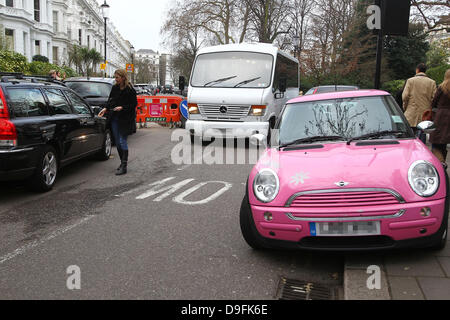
[250,105,267,116]
[0,88,16,147]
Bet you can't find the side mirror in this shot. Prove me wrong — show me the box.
[250,133,266,146]
[179,76,186,92]
[91,106,102,115]
[417,121,436,134]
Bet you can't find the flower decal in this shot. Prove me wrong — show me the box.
[290,172,310,186]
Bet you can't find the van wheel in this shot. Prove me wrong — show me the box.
[29,145,58,192]
[97,130,112,161]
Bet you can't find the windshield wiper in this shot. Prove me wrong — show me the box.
[347,130,407,145]
[279,135,345,149]
[234,77,261,88]
[204,76,237,87]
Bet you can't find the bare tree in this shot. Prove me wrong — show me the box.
[411,0,450,33]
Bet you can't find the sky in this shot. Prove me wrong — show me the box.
[96,0,171,53]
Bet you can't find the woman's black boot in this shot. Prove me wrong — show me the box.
[116,150,128,176]
[116,147,123,172]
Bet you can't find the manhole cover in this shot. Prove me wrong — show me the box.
[276,277,336,300]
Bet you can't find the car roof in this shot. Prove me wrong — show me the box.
[65,77,115,84]
[288,90,390,104]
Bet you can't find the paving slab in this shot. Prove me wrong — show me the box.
[417,277,450,300]
[344,268,390,300]
[385,253,445,277]
[388,276,424,300]
[437,257,450,277]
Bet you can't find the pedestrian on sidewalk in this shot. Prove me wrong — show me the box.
[402,63,437,143]
[99,69,137,176]
[430,69,450,166]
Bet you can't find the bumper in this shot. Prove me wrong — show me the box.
[0,147,38,181]
[186,120,269,139]
[250,198,447,251]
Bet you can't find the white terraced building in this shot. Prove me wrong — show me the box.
[0,0,133,76]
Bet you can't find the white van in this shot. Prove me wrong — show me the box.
[186,43,299,141]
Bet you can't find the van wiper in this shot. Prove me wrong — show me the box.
[279,135,345,149]
[234,77,261,88]
[204,76,237,87]
[346,130,407,145]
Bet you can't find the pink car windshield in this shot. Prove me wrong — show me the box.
[279,95,413,146]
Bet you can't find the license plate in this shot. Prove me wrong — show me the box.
[146,117,166,122]
[310,221,381,237]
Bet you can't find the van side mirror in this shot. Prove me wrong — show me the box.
[179,76,186,92]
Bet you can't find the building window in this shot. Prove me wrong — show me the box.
[53,11,59,33]
[5,29,14,51]
[87,35,90,49]
[78,29,82,45]
[34,0,40,22]
[53,46,58,65]
[35,40,41,55]
[6,0,14,8]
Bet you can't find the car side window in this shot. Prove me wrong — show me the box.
[6,88,48,117]
[65,91,91,115]
[43,88,72,114]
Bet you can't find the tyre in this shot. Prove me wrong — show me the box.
[29,145,58,192]
[239,192,270,250]
[97,130,112,161]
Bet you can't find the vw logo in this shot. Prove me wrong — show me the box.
[219,106,228,114]
[335,181,350,187]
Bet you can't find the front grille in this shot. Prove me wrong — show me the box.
[198,104,250,121]
[289,190,402,208]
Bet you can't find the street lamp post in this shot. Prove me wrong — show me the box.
[101,0,110,78]
[130,45,135,85]
[293,35,301,93]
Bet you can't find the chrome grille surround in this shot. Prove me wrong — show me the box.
[198,104,251,121]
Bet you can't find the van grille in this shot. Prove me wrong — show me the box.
[198,104,250,121]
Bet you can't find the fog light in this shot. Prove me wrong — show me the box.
[264,212,273,222]
[420,207,431,217]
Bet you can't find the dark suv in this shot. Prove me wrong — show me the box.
[0,73,112,192]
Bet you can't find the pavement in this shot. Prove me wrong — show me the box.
[344,152,450,300]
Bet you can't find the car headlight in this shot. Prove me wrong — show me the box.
[408,161,439,197]
[253,168,280,203]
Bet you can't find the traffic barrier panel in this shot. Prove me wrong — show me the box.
[136,95,183,129]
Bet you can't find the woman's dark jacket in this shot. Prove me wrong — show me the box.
[430,87,450,145]
[106,84,137,136]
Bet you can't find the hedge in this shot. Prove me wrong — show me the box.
[0,49,77,78]
[428,64,450,85]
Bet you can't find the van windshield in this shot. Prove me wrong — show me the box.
[191,52,273,88]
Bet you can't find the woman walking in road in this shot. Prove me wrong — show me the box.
[99,69,137,175]
[430,69,450,166]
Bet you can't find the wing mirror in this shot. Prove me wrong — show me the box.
[417,121,436,134]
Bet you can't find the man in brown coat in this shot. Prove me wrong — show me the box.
[403,63,437,143]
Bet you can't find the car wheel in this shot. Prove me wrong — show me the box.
[240,192,270,250]
[29,145,58,192]
[97,130,112,161]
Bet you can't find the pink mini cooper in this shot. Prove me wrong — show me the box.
[241,90,448,251]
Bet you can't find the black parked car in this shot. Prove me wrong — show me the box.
[64,77,115,115]
[0,73,112,192]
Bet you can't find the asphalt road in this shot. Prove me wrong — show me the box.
[0,126,343,300]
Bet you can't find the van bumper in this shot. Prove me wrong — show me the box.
[186,120,269,139]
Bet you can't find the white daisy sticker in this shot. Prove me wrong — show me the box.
[290,172,310,186]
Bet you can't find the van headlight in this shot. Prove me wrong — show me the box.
[408,161,439,197]
[253,169,280,203]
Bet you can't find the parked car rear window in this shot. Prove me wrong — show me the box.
[65,82,112,99]
[43,88,72,114]
[6,88,48,118]
[65,91,91,115]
